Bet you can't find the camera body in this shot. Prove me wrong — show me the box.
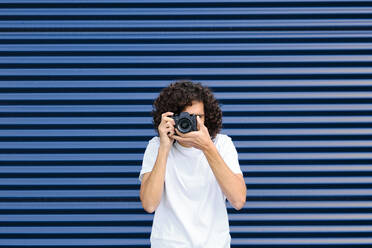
[171,112,197,134]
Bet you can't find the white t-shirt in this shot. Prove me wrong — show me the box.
[139,133,243,248]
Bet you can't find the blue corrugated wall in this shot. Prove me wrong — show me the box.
[1,0,372,247]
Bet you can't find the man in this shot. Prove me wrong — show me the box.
[139,80,246,248]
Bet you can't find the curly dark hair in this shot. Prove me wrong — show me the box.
[151,79,222,140]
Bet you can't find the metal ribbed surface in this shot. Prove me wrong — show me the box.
[1,0,372,247]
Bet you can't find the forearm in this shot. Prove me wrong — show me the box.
[140,145,169,213]
[203,142,246,210]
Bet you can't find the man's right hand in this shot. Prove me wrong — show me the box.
[158,112,176,150]
[141,112,175,213]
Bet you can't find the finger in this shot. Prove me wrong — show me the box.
[167,130,175,137]
[175,127,197,138]
[165,125,174,131]
[175,128,186,137]
[169,119,176,126]
[172,134,185,142]
[162,112,174,118]
[172,136,192,148]
[163,125,173,134]
[166,126,174,135]
[163,116,176,125]
[172,133,193,142]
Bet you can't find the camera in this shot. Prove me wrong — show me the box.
[171,112,197,134]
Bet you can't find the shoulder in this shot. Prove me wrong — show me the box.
[215,133,232,143]
[145,136,160,149]
[214,133,233,148]
[148,136,160,144]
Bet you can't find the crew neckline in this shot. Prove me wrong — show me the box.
[174,140,200,153]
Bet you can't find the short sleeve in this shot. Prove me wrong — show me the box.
[218,134,243,175]
[138,137,160,182]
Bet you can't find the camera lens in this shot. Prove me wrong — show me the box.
[178,118,191,133]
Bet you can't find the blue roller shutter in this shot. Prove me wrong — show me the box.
[1,0,372,247]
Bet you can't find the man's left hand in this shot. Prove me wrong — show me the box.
[172,116,214,151]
